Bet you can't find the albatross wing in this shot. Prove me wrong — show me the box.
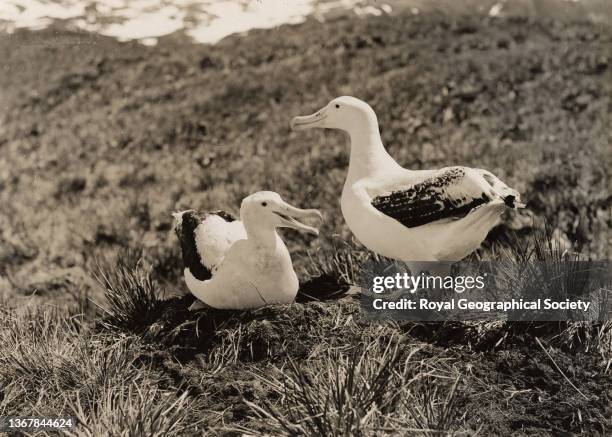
[194,211,246,271]
[370,166,520,228]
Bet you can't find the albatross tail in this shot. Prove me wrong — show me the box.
[435,200,507,261]
[501,190,525,209]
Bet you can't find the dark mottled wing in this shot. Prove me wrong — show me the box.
[210,210,238,222]
[175,211,212,281]
[184,250,212,281]
[176,209,240,282]
[371,167,492,228]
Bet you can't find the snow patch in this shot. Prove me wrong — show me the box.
[0,0,389,45]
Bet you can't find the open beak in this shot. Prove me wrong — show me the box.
[290,107,327,131]
[273,202,323,236]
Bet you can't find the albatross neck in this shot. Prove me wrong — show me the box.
[243,220,279,249]
[346,124,401,180]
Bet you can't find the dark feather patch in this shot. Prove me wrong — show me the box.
[371,168,489,228]
[210,210,237,222]
[175,211,211,281]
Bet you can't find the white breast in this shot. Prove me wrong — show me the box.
[186,234,299,309]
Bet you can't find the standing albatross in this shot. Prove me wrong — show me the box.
[291,96,523,263]
[174,191,322,310]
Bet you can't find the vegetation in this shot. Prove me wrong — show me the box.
[1,229,610,434]
[0,8,610,436]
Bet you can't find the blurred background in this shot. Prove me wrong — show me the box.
[0,0,610,308]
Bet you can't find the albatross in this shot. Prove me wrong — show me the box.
[291,96,523,264]
[173,191,322,310]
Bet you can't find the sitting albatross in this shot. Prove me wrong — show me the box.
[291,96,523,263]
[173,191,322,310]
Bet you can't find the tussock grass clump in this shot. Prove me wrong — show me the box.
[95,253,163,334]
[303,239,371,287]
[0,306,83,412]
[0,302,204,435]
[0,304,144,415]
[393,225,612,355]
[297,241,366,302]
[488,225,612,354]
[236,333,467,436]
[66,382,197,437]
[298,239,390,303]
[404,377,462,436]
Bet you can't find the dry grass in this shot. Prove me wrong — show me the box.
[2,225,609,434]
[0,8,610,436]
[95,253,161,334]
[235,335,466,436]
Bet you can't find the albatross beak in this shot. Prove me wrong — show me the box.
[273,203,323,236]
[290,108,327,131]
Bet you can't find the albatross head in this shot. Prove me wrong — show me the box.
[290,96,378,133]
[240,191,322,236]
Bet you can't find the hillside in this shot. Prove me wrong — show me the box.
[1,12,611,304]
[0,9,611,435]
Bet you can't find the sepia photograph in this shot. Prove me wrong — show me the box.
[0,0,610,435]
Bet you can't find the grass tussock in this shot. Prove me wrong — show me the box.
[236,334,467,436]
[369,225,612,356]
[95,252,162,333]
[297,239,369,302]
[0,304,204,435]
[303,239,370,285]
[66,383,196,437]
[486,226,612,354]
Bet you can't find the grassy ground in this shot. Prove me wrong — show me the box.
[1,244,611,435]
[0,8,611,435]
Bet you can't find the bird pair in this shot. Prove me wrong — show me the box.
[174,96,523,310]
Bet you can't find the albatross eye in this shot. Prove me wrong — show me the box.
[261,202,267,207]
[335,104,340,108]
